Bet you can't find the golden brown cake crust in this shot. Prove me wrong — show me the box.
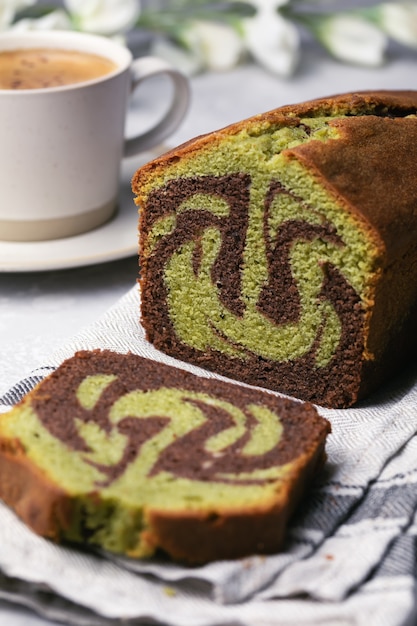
[291,114,417,259]
[133,90,417,261]
[132,89,417,193]
[0,438,73,539]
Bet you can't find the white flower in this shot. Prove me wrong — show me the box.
[9,9,72,32]
[180,20,245,72]
[316,14,387,67]
[151,19,244,76]
[373,3,417,48]
[0,0,35,31]
[246,0,289,10]
[64,0,141,36]
[241,1,300,77]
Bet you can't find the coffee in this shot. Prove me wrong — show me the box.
[0,30,189,241]
[0,48,117,90]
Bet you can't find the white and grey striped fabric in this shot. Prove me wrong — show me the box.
[1,285,417,626]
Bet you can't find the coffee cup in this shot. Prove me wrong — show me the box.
[0,30,190,242]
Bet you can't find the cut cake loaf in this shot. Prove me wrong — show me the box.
[132,90,417,408]
[0,350,330,564]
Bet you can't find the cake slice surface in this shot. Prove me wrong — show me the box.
[133,90,417,408]
[0,350,330,564]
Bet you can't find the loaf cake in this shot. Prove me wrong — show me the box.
[0,349,330,564]
[132,90,417,408]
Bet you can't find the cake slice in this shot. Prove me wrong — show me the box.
[132,90,417,408]
[0,350,330,564]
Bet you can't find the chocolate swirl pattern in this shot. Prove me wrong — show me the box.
[32,371,296,488]
[141,170,366,406]
[23,349,327,499]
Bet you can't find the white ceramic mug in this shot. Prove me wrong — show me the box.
[0,30,190,241]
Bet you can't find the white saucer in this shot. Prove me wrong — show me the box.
[0,151,164,272]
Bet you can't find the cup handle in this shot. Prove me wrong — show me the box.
[124,56,190,158]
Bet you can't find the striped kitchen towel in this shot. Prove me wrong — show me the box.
[1,285,416,626]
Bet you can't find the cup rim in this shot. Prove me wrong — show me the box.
[0,30,132,93]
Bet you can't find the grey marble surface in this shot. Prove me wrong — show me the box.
[0,41,416,624]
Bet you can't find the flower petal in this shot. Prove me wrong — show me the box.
[181,20,244,72]
[9,10,72,32]
[242,8,300,77]
[249,0,290,9]
[0,0,36,31]
[317,14,387,66]
[64,0,140,36]
[376,3,417,48]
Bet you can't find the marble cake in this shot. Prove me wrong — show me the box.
[133,90,417,408]
[0,350,330,564]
